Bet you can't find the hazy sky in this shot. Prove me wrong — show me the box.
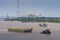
[0,0,60,17]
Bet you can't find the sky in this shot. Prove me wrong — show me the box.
[0,0,60,17]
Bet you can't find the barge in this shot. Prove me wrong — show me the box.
[8,28,33,33]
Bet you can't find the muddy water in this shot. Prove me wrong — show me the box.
[0,21,60,40]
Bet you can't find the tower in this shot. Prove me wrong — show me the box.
[17,0,20,17]
[6,14,9,19]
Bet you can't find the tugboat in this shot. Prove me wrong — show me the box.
[8,28,33,33]
[40,29,51,34]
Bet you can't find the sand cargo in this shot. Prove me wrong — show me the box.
[8,28,33,33]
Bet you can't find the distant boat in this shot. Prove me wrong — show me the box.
[8,28,33,33]
[39,23,47,27]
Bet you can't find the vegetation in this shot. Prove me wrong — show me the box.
[47,19,60,23]
[5,16,60,23]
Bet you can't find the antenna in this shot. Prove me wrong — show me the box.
[17,0,20,17]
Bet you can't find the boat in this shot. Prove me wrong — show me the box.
[39,23,47,27]
[40,29,51,34]
[8,28,33,33]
